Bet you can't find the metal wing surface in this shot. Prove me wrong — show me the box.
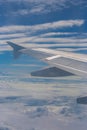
[7,41,87,77]
[45,56,87,77]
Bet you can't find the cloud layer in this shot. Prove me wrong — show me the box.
[0,19,84,33]
[0,69,87,130]
[0,19,86,51]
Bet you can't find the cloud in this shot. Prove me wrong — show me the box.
[25,106,48,118]
[15,9,30,15]
[3,36,87,45]
[27,37,87,43]
[0,0,87,16]
[0,33,25,39]
[0,20,84,34]
[32,20,84,31]
[0,19,85,51]
[29,5,46,14]
[1,41,87,52]
[40,32,78,37]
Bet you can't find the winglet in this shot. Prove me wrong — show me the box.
[7,41,25,59]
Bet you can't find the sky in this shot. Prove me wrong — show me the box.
[0,0,87,130]
[0,0,87,53]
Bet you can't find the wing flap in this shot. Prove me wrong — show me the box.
[77,96,87,104]
[45,56,87,77]
[31,67,74,77]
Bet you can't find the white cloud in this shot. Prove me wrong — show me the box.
[1,42,87,52]
[28,37,87,43]
[0,33,25,39]
[1,0,87,15]
[32,20,84,31]
[0,20,84,34]
[0,19,85,51]
[15,6,46,16]
[0,69,87,130]
[40,32,78,37]
[16,9,29,15]
[2,36,87,44]
[29,5,46,14]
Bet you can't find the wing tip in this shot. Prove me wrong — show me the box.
[7,41,24,59]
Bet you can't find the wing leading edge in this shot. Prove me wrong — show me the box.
[7,41,87,77]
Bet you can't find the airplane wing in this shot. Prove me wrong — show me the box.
[7,41,87,77]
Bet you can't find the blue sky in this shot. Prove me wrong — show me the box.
[0,0,86,68]
[0,0,87,46]
[0,0,87,55]
[0,0,86,25]
[0,0,87,68]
